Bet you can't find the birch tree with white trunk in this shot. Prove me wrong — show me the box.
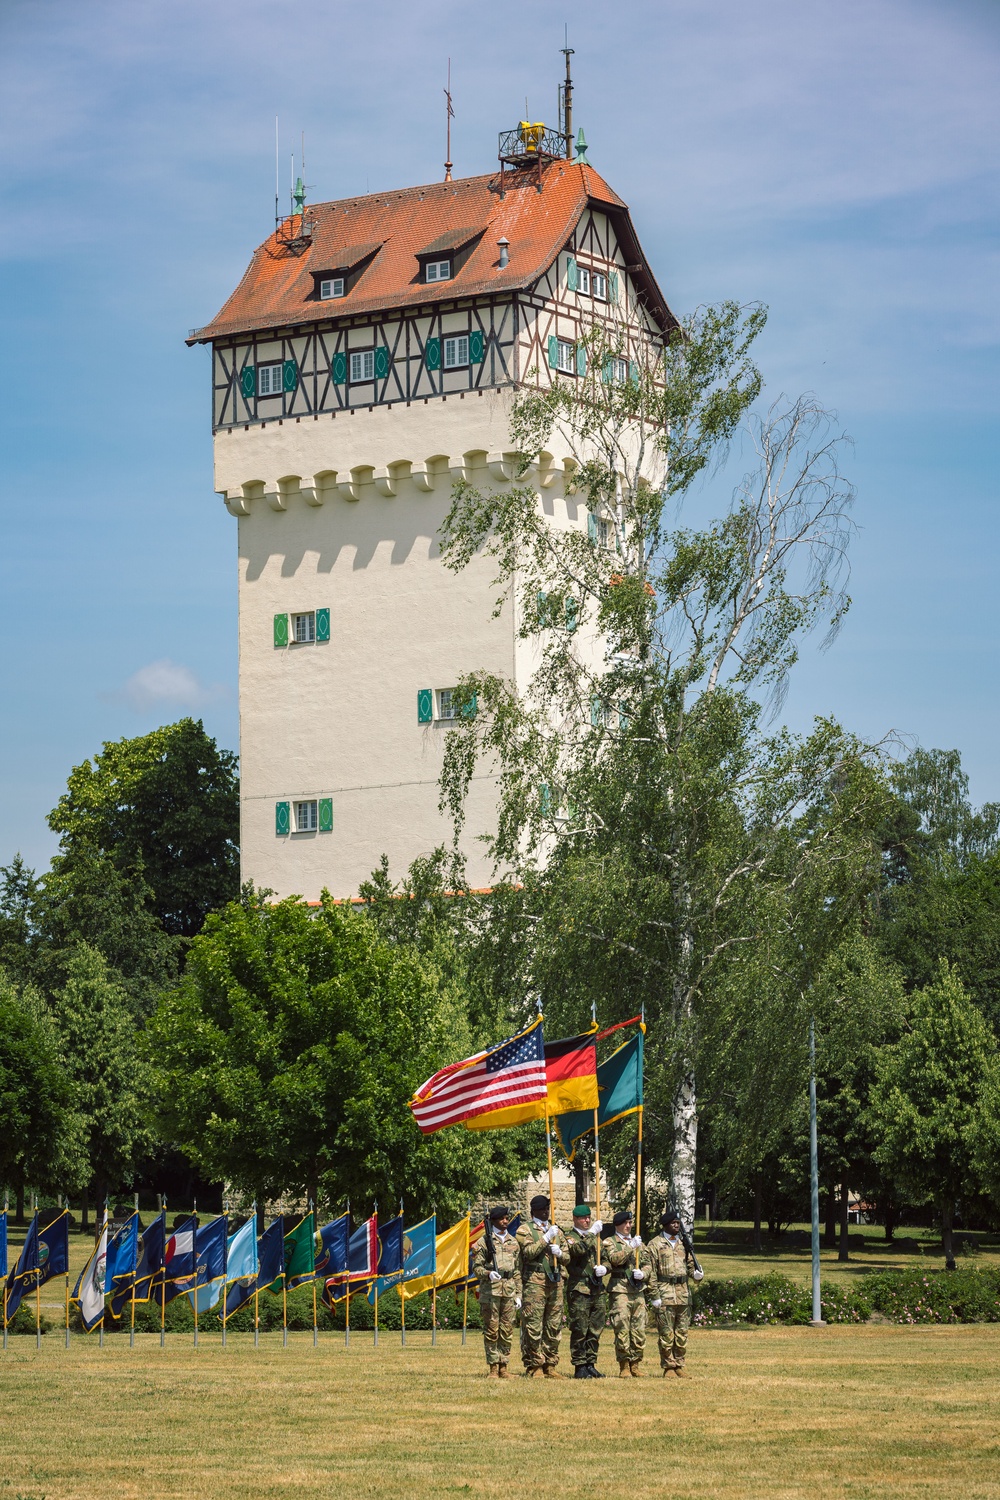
[438,304,884,1228]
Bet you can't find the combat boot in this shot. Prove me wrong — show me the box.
[618,1360,631,1377]
[674,1365,687,1378]
[543,1365,564,1378]
[527,1366,545,1378]
[629,1361,643,1377]
[588,1364,605,1378]
[573,1365,590,1379]
[498,1364,511,1379]
[487,1365,499,1378]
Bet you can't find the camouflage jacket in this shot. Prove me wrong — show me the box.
[603,1232,650,1296]
[516,1219,568,1285]
[644,1233,696,1306]
[472,1229,519,1296]
[563,1226,606,1297]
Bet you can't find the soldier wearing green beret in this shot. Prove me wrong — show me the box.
[472,1206,520,1378]
[645,1207,703,1376]
[564,1204,608,1378]
[603,1209,649,1376]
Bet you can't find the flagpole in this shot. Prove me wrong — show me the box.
[461,1199,470,1346]
[538,1003,555,1213]
[311,1200,318,1349]
[253,1203,260,1349]
[2,1196,8,1351]
[160,1198,167,1348]
[100,1198,107,1348]
[431,1203,437,1348]
[34,1195,41,1351]
[282,1265,288,1350]
[344,1199,350,1349]
[398,1197,405,1348]
[64,1201,71,1349]
[635,1104,644,1268]
[222,1203,229,1350]
[372,1200,378,1349]
[193,1197,201,1349]
[129,1208,138,1349]
[400,1285,406,1347]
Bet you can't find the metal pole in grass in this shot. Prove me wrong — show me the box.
[372,1199,378,1349]
[2,1195,8,1351]
[160,1198,167,1348]
[809,1016,824,1326]
[461,1198,470,1346]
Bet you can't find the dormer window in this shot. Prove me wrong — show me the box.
[425,259,452,282]
[320,277,345,300]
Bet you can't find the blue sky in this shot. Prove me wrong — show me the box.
[1,0,997,871]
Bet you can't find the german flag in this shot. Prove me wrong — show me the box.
[464,1027,598,1129]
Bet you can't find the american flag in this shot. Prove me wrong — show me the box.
[409,1021,547,1134]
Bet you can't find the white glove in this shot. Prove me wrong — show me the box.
[651,1297,662,1308]
[631,1268,645,1282]
[593,1266,607,1278]
[549,1244,563,1259]
[515,1297,522,1310]
[587,1220,603,1236]
[629,1235,643,1249]
[543,1225,559,1243]
[488,1270,502,1282]
[693,1269,704,1282]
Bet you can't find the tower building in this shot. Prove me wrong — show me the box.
[188,120,675,899]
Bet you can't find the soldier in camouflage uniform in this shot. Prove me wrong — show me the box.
[516,1194,568,1378]
[645,1207,703,1376]
[472,1205,521,1378]
[603,1209,649,1377]
[564,1204,608,1378]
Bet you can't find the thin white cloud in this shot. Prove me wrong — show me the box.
[117,659,227,713]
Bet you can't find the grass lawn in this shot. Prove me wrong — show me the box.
[1,1325,999,1498]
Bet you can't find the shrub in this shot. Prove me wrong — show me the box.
[691,1272,869,1325]
[863,1266,1000,1323]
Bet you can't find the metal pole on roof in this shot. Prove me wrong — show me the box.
[561,30,575,159]
[444,58,455,182]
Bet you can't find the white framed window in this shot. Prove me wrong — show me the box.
[592,271,608,300]
[597,517,610,547]
[443,335,469,369]
[295,799,318,832]
[437,689,458,721]
[578,266,591,295]
[426,259,452,282]
[257,362,283,396]
[611,358,628,384]
[556,339,576,373]
[292,611,315,644]
[350,349,375,383]
[320,277,345,300]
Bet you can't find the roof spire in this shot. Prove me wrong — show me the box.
[444,58,455,182]
[560,27,575,161]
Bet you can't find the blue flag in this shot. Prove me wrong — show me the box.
[314,1215,349,1279]
[159,1214,198,1304]
[105,1215,140,1306]
[5,1210,70,1320]
[402,1215,436,1282]
[324,1217,378,1304]
[110,1214,167,1319]
[187,1216,228,1312]
[367,1214,405,1301]
[218,1213,259,1319]
[225,1217,283,1317]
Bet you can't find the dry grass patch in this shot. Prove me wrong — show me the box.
[1,1326,999,1499]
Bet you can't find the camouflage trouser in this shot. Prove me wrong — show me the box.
[480,1286,517,1367]
[608,1285,646,1364]
[520,1275,564,1369]
[655,1298,691,1368]
[567,1289,606,1368]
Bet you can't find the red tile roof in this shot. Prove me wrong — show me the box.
[188,162,675,344]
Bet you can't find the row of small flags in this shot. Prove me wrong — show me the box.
[0,1203,498,1337]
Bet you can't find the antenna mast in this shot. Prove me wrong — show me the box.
[274,117,280,228]
[444,58,455,182]
[560,29,574,160]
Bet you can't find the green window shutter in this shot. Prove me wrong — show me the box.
[619,701,630,733]
[332,352,347,384]
[315,607,330,642]
[537,589,548,626]
[602,356,613,384]
[587,513,598,544]
[273,613,288,648]
[591,696,603,727]
[547,335,559,370]
[629,360,638,385]
[609,271,620,303]
[275,801,290,836]
[417,688,433,724]
[576,345,587,377]
[469,329,485,364]
[540,783,552,817]
[566,256,578,291]
[318,797,333,832]
[425,337,441,371]
[460,693,478,721]
[374,345,390,379]
[565,596,578,633]
[283,359,298,392]
[240,366,256,400]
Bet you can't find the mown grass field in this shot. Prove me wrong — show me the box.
[1,1325,999,1499]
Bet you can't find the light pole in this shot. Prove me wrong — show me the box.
[809,1016,824,1325]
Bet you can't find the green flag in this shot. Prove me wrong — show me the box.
[266,1212,315,1291]
[554,1030,643,1160]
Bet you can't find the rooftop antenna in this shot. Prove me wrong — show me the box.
[274,116,280,229]
[560,27,575,160]
[444,58,455,182]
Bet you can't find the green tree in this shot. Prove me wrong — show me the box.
[437,303,884,1221]
[48,945,154,1224]
[146,889,539,1216]
[48,718,239,937]
[0,854,40,984]
[0,970,83,1219]
[870,963,1000,1268]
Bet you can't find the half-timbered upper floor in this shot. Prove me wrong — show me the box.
[189,161,677,433]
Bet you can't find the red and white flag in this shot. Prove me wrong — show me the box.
[409,1019,547,1133]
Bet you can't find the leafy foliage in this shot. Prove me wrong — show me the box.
[0,969,83,1198]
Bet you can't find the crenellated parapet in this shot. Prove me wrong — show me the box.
[217,449,580,516]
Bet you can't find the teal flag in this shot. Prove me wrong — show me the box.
[554,1029,643,1159]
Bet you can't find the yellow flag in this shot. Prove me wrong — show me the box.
[398,1216,470,1300]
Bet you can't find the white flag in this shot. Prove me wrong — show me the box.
[76,1220,109,1332]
